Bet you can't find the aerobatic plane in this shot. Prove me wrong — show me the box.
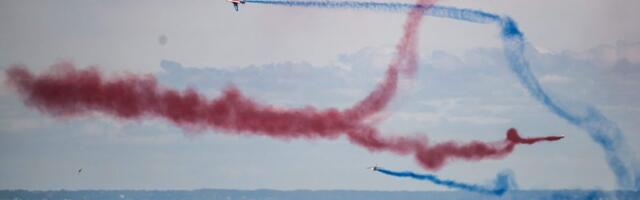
[227,0,246,11]
[367,165,379,171]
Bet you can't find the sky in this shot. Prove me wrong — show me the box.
[1,0,639,191]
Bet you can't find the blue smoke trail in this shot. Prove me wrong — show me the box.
[245,0,500,23]
[246,0,639,190]
[376,167,516,196]
[499,18,637,190]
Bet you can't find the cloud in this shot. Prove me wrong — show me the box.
[395,112,511,125]
[154,41,640,129]
[570,41,640,65]
[539,74,573,84]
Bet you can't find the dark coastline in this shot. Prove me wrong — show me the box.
[1,189,639,200]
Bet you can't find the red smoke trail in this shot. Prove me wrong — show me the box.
[4,0,563,170]
[346,1,432,119]
[5,63,562,170]
[348,0,431,119]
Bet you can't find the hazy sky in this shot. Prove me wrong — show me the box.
[1,0,639,191]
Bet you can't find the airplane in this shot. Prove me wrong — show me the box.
[227,0,246,12]
[366,165,379,171]
[77,168,83,173]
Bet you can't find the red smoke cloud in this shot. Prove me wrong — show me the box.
[5,63,562,170]
[4,1,563,170]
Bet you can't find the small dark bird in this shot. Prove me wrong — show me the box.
[78,168,82,173]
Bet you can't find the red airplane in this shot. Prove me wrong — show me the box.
[227,0,246,11]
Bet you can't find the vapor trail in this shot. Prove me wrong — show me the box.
[499,19,638,190]
[245,0,499,23]
[245,0,639,190]
[376,167,516,196]
[5,64,561,171]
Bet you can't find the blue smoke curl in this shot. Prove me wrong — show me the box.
[376,167,517,196]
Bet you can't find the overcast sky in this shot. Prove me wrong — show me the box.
[1,0,639,191]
